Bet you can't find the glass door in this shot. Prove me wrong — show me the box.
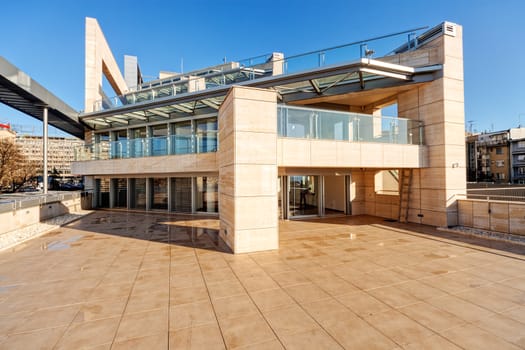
[288,175,319,217]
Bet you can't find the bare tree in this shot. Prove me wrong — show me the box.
[0,138,40,191]
[0,138,20,188]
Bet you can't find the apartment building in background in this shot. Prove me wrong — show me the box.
[72,18,466,253]
[466,128,525,184]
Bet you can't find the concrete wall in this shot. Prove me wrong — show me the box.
[0,195,82,234]
[458,199,525,236]
[218,86,279,253]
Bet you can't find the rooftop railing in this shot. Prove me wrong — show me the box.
[92,26,427,113]
[277,105,423,145]
[74,133,218,161]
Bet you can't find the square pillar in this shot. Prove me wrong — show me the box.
[218,86,278,253]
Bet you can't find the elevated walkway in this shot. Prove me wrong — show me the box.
[0,56,84,138]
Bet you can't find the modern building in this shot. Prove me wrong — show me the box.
[15,134,84,176]
[0,123,82,176]
[510,128,525,184]
[466,130,510,183]
[466,128,525,184]
[72,18,466,253]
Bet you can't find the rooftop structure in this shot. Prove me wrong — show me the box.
[73,18,466,254]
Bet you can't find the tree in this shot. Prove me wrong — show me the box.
[0,138,40,192]
[0,138,19,189]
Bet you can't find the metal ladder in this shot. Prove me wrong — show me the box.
[398,169,413,223]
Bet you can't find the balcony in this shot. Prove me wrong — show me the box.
[75,133,217,161]
[277,105,423,145]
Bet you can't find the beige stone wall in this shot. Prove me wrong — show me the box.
[71,152,217,176]
[458,199,525,235]
[218,86,278,253]
[351,169,400,220]
[396,25,465,227]
[277,139,426,168]
[85,17,128,113]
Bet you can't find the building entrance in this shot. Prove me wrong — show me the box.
[280,174,351,219]
[289,175,319,217]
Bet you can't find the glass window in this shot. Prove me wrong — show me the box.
[195,176,218,213]
[170,121,193,154]
[129,178,146,210]
[150,124,168,156]
[129,127,146,158]
[111,178,127,208]
[150,178,168,210]
[196,118,218,153]
[288,175,319,217]
[110,130,128,158]
[496,147,503,155]
[170,177,192,212]
[95,177,110,208]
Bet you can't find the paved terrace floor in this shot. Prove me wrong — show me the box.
[0,212,524,349]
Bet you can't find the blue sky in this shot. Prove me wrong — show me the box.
[1,0,524,136]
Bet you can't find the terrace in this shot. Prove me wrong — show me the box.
[0,211,524,349]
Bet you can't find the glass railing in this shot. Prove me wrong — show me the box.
[91,26,427,112]
[277,105,423,145]
[74,133,218,161]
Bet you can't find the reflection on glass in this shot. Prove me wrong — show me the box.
[111,130,128,158]
[150,125,168,156]
[278,105,421,145]
[130,127,146,157]
[130,178,146,210]
[195,177,218,213]
[171,121,193,154]
[150,178,168,210]
[112,178,127,208]
[96,178,110,208]
[196,118,218,153]
[289,175,319,217]
[170,177,192,212]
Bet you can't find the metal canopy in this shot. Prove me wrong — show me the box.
[0,56,84,139]
[80,59,442,130]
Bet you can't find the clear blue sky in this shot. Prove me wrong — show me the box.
[1,0,524,136]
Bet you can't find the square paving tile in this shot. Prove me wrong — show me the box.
[1,211,524,349]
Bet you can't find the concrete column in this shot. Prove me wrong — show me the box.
[397,23,465,227]
[218,86,278,253]
[43,106,48,194]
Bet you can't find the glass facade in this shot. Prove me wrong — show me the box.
[288,175,319,217]
[111,178,127,208]
[90,117,218,160]
[171,121,193,155]
[94,176,218,214]
[150,125,168,156]
[129,178,147,210]
[150,178,168,210]
[170,177,192,213]
[278,105,422,145]
[196,118,218,153]
[195,176,218,213]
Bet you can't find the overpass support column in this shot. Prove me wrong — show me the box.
[43,106,48,194]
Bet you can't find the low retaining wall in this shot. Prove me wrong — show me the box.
[0,192,84,235]
[458,199,525,236]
